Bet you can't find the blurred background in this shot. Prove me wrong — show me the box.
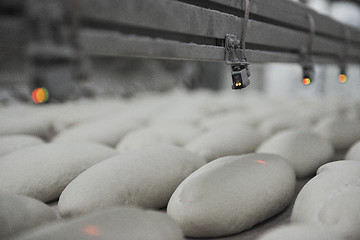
[0,0,359,104]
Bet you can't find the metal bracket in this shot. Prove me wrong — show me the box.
[225,34,248,66]
[225,34,250,89]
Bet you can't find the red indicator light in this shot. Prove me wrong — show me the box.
[338,74,347,83]
[303,78,311,85]
[32,88,49,104]
[257,160,266,164]
[83,225,100,236]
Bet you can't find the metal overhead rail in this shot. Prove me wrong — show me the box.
[2,0,360,64]
[75,0,360,64]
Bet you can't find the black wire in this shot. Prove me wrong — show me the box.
[307,13,315,57]
[240,0,250,61]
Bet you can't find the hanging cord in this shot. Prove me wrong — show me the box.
[307,13,315,58]
[300,13,315,84]
[342,27,350,64]
[240,0,250,65]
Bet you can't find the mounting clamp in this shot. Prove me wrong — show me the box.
[225,34,250,90]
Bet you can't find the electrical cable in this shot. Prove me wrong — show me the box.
[240,0,250,62]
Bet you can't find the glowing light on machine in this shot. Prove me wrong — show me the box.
[257,160,266,164]
[32,88,49,104]
[302,78,311,85]
[338,74,347,83]
[83,225,100,236]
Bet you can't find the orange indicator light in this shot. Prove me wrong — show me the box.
[257,160,266,164]
[32,88,49,104]
[83,225,100,236]
[338,74,347,83]
[303,78,311,85]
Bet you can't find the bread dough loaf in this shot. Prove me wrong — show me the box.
[58,145,206,218]
[314,116,360,150]
[0,105,55,139]
[256,129,334,178]
[116,124,203,152]
[13,207,185,240]
[345,141,360,160]
[258,225,343,240]
[0,134,44,157]
[53,113,143,147]
[167,153,296,238]
[291,160,360,240]
[0,193,57,239]
[185,125,263,162]
[258,114,311,139]
[0,142,118,202]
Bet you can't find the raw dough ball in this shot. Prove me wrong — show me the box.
[13,207,184,240]
[345,141,360,160]
[314,116,360,150]
[116,124,202,152]
[58,145,206,218]
[0,193,57,239]
[0,142,118,202]
[258,224,343,240]
[185,125,263,162]
[0,134,44,157]
[167,153,296,238]
[291,160,360,240]
[50,99,124,134]
[258,114,311,139]
[53,113,143,147]
[201,112,255,130]
[256,129,334,178]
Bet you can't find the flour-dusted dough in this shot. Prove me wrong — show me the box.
[258,225,344,240]
[52,113,143,147]
[167,153,296,238]
[50,99,124,134]
[185,126,263,162]
[314,116,360,150]
[0,142,118,202]
[0,135,44,157]
[291,160,360,240]
[58,145,206,218]
[0,105,55,139]
[258,114,311,139]
[116,124,203,152]
[256,129,334,178]
[345,141,360,160]
[13,207,185,240]
[0,193,57,239]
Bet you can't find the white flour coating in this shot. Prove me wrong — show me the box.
[167,153,296,238]
[0,193,57,239]
[116,123,203,152]
[0,135,44,157]
[291,160,360,240]
[314,115,360,150]
[345,141,360,160]
[13,207,185,240]
[256,129,334,178]
[58,145,206,218]
[0,142,118,202]
[185,125,263,162]
[258,224,344,240]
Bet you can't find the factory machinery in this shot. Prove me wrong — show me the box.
[1,0,360,101]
